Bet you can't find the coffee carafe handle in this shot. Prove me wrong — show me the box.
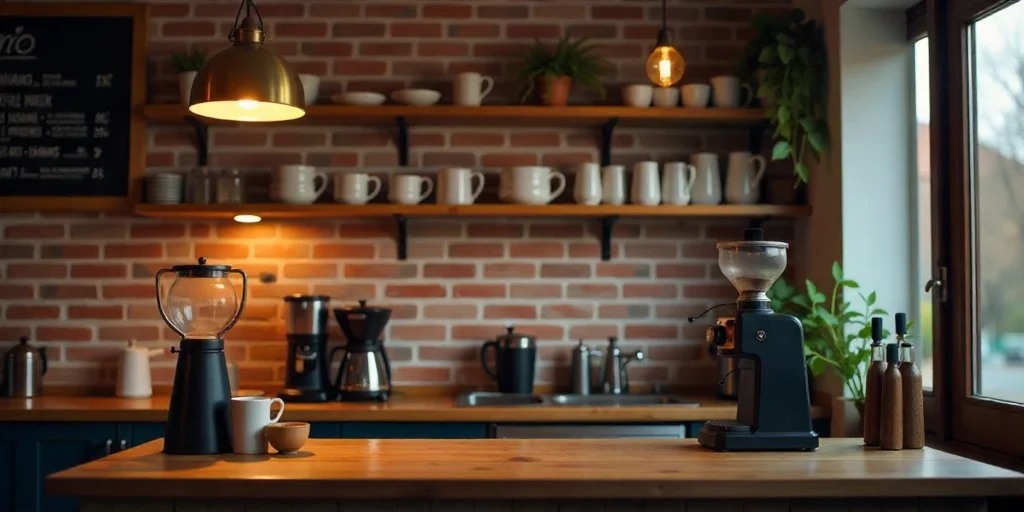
[39,345,47,376]
[381,346,392,383]
[479,341,500,381]
[329,345,347,392]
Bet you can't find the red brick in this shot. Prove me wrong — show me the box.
[153,131,192,146]
[656,263,706,279]
[150,3,189,17]
[536,6,587,19]
[215,223,276,239]
[365,3,417,18]
[389,324,445,341]
[625,325,680,340]
[628,366,671,382]
[483,263,535,279]
[596,263,652,278]
[541,263,591,278]
[448,61,504,77]
[69,224,126,239]
[424,264,476,279]
[484,305,537,320]
[393,366,450,383]
[104,243,163,259]
[480,153,539,167]
[624,284,678,299]
[306,152,359,167]
[194,243,249,259]
[7,263,66,279]
[451,133,506,147]
[477,5,528,19]
[4,224,63,239]
[531,224,584,238]
[257,3,305,17]
[274,22,328,38]
[391,60,445,76]
[0,326,31,342]
[507,24,561,39]
[5,305,59,320]
[704,6,752,22]
[447,23,500,38]
[300,42,353,57]
[38,243,99,259]
[410,133,446,147]
[424,4,472,19]
[453,284,505,299]
[225,323,285,342]
[542,304,594,320]
[344,263,416,279]
[592,6,644,19]
[509,133,562,148]
[567,133,634,149]
[291,60,329,76]
[71,264,127,279]
[277,223,333,239]
[364,151,400,166]
[510,284,561,299]
[130,224,186,238]
[569,325,619,340]
[473,43,529,58]
[282,263,336,279]
[99,325,161,342]
[510,242,565,259]
[237,366,275,384]
[102,284,153,299]
[540,152,595,167]
[599,304,650,319]
[451,324,509,341]
[424,304,479,320]
[68,305,124,320]
[163,21,215,37]
[272,132,327,147]
[64,345,126,362]
[419,345,476,362]
[332,22,386,38]
[683,284,736,299]
[37,327,93,342]
[466,223,523,239]
[40,285,95,299]
[332,59,388,75]
[624,243,679,259]
[310,243,374,259]
[0,244,33,259]
[646,224,700,239]
[682,242,717,259]
[449,242,504,259]
[310,3,360,17]
[706,44,745,62]
[568,284,617,299]
[359,42,413,56]
[567,24,618,38]
[147,151,175,167]
[386,284,446,298]
[390,22,442,38]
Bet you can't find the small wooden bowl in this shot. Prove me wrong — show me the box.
[265,422,310,454]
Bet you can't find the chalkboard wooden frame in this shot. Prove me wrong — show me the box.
[0,2,148,212]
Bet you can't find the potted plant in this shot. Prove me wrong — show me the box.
[170,49,208,106]
[516,36,612,107]
[739,9,828,184]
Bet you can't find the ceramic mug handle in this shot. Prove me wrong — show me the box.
[366,175,382,202]
[480,77,495,101]
[740,83,754,108]
[469,171,486,201]
[548,171,567,203]
[749,155,767,187]
[313,171,328,199]
[684,164,698,195]
[269,397,285,424]
[418,177,435,202]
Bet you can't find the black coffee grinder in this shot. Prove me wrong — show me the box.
[156,258,247,455]
[331,300,392,402]
[279,295,331,402]
[699,229,819,452]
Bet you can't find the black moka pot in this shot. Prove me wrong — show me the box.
[156,257,247,455]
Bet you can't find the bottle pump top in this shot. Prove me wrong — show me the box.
[895,312,907,337]
[871,317,883,344]
[885,343,901,364]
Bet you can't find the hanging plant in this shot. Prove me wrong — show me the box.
[740,9,828,184]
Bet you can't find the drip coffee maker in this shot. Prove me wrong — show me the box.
[699,229,818,452]
[279,295,331,402]
[331,300,392,402]
[156,257,247,455]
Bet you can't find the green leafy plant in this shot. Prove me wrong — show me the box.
[515,36,613,104]
[170,49,208,73]
[768,262,905,405]
[740,9,828,184]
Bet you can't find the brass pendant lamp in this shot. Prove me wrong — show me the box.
[646,0,686,87]
[189,0,305,122]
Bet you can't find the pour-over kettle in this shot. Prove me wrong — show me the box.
[2,337,48,398]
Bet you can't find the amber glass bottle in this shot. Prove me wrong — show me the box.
[880,343,903,451]
[863,317,887,446]
[896,313,925,449]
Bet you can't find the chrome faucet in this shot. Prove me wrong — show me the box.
[599,337,644,394]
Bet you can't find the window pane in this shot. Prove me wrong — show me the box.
[972,1,1024,404]
[913,38,934,389]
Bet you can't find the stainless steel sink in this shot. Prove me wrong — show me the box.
[455,391,700,407]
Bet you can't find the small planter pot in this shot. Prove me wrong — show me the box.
[539,76,572,106]
[178,71,197,106]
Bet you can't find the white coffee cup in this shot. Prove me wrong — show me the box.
[601,165,626,205]
[653,87,680,107]
[438,167,485,205]
[631,161,661,206]
[662,161,697,206]
[389,175,433,205]
[509,166,566,205]
[273,165,327,205]
[574,163,602,206]
[333,173,382,205]
[453,72,495,107]
[230,396,285,455]
[690,152,722,205]
[725,151,767,205]
[681,84,711,108]
[711,76,753,108]
[622,84,654,108]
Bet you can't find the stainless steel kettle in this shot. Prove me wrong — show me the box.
[2,337,48,397]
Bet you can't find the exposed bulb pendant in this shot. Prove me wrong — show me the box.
[189,0,305,122]
[646,0,685,87]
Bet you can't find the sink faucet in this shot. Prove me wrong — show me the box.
[599,337,644,394]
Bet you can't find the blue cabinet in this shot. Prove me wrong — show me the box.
[341,422,487,439]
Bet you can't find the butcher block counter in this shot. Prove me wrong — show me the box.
[48,438,1024,511]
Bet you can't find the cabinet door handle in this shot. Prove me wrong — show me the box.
[104,439,112,455]
[119,439,127,451]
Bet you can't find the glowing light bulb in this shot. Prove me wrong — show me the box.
[646,45,685,88]
[233,214,262,223]
[237,99,259,110]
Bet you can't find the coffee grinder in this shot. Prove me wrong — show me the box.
[279,295,331,402]
[699,229,819,452]
[331,300,392,402]
[156,257,247,455]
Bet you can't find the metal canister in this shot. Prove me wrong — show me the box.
[2,337,47,397]
[570,339,591,395]
[283,295,330,336]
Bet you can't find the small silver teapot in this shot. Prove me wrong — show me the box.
[2,336,48,397]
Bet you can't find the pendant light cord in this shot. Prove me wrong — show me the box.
[229,0,265,41]
[661,0,667,31]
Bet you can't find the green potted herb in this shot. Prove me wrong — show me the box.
[740,9,828,184]
[170,49,208,106]
[516,36,612,106]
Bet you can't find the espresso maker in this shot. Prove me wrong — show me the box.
[699,229,818,452]
[279,295,331,402]
[331,300,392,402]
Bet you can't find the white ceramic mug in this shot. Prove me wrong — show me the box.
[273,165,327,205]
[333,173,382,205]
[389,175,433,205]
[662,162,697,206]
[690,152,722,205]
[453,72,494,107]
[653,87,680,107]
[230,396,285,455]
[711,76,753,108]
[622,84,654,108]
[725,151,768,205]
[573,163,602,206]
[509,166,566,205]
[601,165,626,205]
[438,167,485,205]
[681,84,711,108]
[631,161,661,206]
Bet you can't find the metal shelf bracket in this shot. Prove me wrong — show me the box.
[395,214,408,260]
[747,217,767,230]
[600,117,620,167]
[748,119,769,155]
[184,115,209,166]
[396,116,409,167]
[600,215,620,261]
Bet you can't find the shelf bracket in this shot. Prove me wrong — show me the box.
[748,119,769,156]
[747,217,767,230]
[600,117,619,167]
[396,116,409,167]
[395,214,408,261]
[184,115,209,166]
[600,215,620,261]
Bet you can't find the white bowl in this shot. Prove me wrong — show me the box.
[299,74,320,105]
[331,91,386,106]
[390,89,441,106]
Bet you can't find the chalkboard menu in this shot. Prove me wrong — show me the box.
[0,3,146,212]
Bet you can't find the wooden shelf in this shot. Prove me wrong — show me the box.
[133,203,811,220]
[141,104,767,128]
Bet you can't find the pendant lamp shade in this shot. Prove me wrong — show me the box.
[188,14,305,122]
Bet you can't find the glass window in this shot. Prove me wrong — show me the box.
[970,1,1024,404]
[913,37,934,389]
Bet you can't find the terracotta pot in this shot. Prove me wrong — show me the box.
[539,75,572,106]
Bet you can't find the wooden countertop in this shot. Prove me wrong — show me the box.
[47,438,1024,500]
[0,395,829,423]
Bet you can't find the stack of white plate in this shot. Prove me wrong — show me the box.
[146,172,184,204]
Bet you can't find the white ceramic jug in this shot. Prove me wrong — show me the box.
[690,152,722,205]
[662,162,697,205]
[574,163,602,205]
[116,340,163,398]
[725,151,767,205]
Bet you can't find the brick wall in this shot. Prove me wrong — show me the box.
[0,0,796,391]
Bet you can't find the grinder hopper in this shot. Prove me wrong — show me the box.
[716,228,788,308]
